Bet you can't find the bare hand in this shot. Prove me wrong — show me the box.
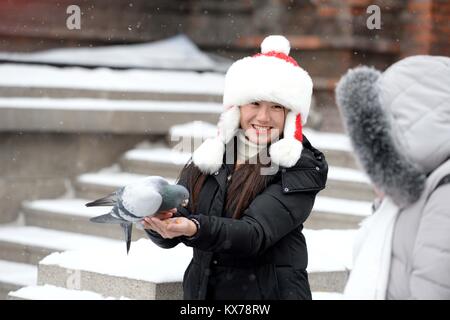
[141,208,176,231]
[142,216,197,239]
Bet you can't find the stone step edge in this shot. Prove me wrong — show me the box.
[8,284,132,300]
[38,263,348,300]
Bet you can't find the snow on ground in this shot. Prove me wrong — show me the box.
[313,196,372,217]
[0,64,224,94]
[305,229,355,272]
[0,260,37,287]
[0,98,222,113]
[0,226,119,251]
[9,284,130,300]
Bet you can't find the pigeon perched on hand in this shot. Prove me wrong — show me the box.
[86,176,189,254]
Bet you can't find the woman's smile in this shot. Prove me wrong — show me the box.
[251,124,273,135]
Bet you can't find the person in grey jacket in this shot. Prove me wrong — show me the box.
[335,55,450,299]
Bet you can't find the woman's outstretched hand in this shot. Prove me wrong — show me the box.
[141,208,197,239]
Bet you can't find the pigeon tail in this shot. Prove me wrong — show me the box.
[121,222,133,254]
[85,193,117,207]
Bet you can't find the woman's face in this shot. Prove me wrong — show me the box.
[240,101,287,144]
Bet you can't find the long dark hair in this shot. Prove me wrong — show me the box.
[177,149,277,220]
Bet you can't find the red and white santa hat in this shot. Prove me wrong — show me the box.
[193,35,313,174]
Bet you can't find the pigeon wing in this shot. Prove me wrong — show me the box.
[121,185,163,217]
[90,212,124,224]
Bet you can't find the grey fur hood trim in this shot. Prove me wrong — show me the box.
[335,66,426,207]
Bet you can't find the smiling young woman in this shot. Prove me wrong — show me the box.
[143,35,328,300]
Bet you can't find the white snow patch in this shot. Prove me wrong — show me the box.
[9,284,130,300]
[23,198,111,218]
[0,226,119,251]
[314,196,372,217]
[312,291,345,300]
[305,229,356,272]
[124,148,191,165]
[0,260,37,287]
[169,120,218,139]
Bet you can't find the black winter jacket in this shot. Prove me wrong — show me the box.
[146,135,328,300]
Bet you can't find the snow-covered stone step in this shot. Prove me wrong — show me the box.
[325,167,374,201]
[35,230,355,299]
[0,98,221,134]
[120,147,374,201]
[120,147,191,178]
[0,260,37,300]
[167,122,360,169]
[0,63,225,99]
[306,196,371,229]
[0,225,120,264]
[22,198,147,240]
[75,171,176,200]
[8,284,131,300]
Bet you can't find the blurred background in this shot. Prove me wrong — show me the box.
[0,0,448,300]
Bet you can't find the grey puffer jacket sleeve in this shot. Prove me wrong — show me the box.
[409,183,450,299]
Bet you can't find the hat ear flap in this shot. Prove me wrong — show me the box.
[269,111,303,168]
[192,137,225,175]
[192,106,241,174]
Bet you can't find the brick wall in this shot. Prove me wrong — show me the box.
[431,0,450,56]
[400,0,450,57]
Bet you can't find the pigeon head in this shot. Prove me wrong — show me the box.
[159,184,190,211]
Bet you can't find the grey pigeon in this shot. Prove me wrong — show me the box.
[86,176,189,254]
